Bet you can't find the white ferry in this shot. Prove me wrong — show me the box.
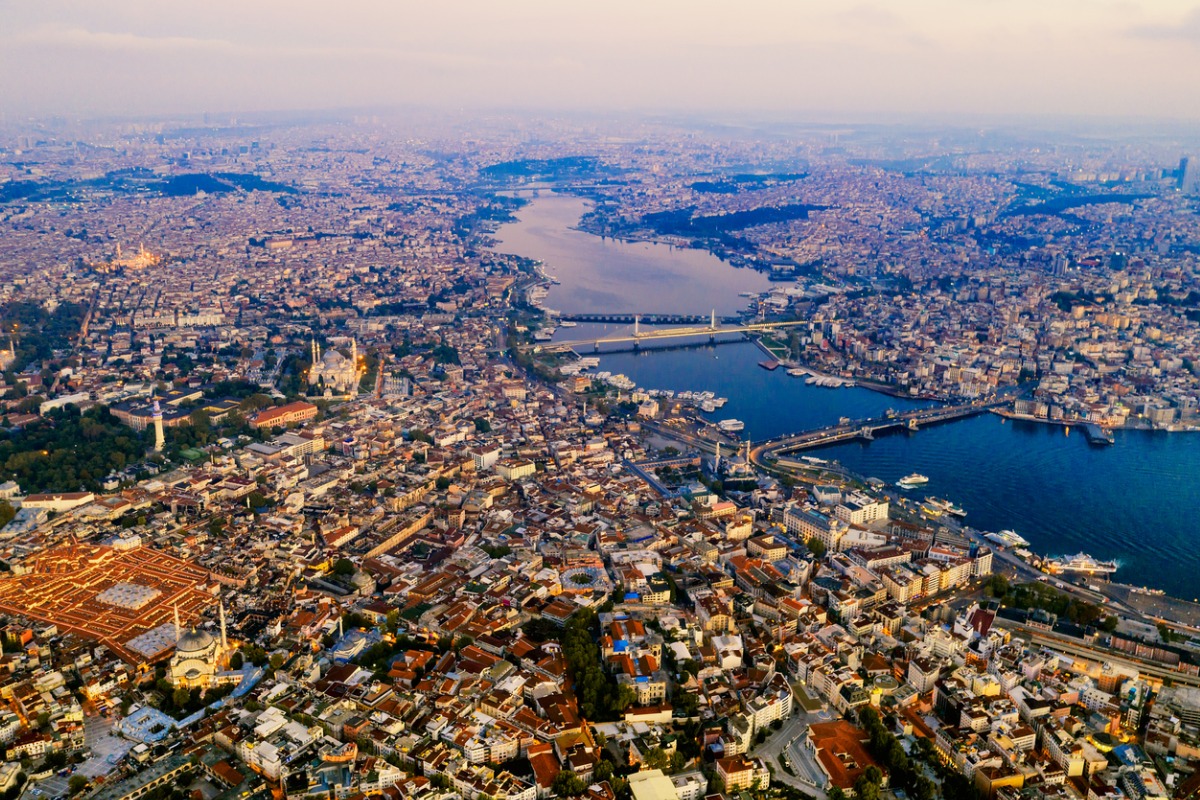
[984,529,1030,549]
[1043,553,1119,575]
[717,419,745,433]
[896,473,929,489]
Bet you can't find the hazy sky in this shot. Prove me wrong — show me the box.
[3,0,1200,121]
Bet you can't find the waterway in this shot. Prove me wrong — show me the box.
[490,194,773,315]
[494,195,1200,600]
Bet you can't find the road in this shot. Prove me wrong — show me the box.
[752,703,835,798]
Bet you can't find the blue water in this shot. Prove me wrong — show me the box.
[600,344,1200,599]
[498,194,1200,599]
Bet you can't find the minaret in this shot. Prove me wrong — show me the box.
[713,439,721,474]
[711,309,716,330]
[152,398,165,452]
[219,601,228,655]
[174,604,181,641]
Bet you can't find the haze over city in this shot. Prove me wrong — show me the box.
[4,1,1200,120]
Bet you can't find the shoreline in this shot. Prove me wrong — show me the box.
[994,408,1200,434]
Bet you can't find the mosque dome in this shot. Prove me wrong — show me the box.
[175,627,216,655]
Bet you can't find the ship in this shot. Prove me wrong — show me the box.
[1043,553,1119,575]
[896,473,929,489]
[717,419,745,433]
[925,497,966,517]
[788,368,809,377]
[559,320,578,328]
[984,529,1030,549]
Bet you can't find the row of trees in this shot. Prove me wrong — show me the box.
[990,575,1117,630]
[558,610,636,721]
[850,708,940,800]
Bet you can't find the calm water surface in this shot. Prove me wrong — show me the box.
[494,193,1200,598]
[491,195,773,315]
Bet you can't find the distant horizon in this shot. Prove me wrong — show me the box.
[4,1,1200,127]
[3,103,1200,144]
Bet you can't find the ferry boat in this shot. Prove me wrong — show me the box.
[559,320,577,328]
[1043,553,1119,575]
[896,473,929,489]
[788,368,809,377]
[984,529,1030,549]
[717,419,745,433]
[925,497,966,517]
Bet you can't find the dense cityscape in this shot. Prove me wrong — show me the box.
[0,108,1197,800]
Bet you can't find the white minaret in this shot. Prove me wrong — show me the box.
[219,601,228,655]
[713,439,721,474]
[152,398,165,452]
[711,309,716,330]
[174,604,181,641]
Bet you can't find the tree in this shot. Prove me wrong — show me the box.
[242,644,269,667]
[229,651,244,670]
[613,685,637,713]
[552,770,587,797]
[332,558,356,576]
[806,537,827,559]
[474,417,492,433]
[173,686,191,709]
[68,776,88,796]
[989,573,1010,598]
[642,748,669,771]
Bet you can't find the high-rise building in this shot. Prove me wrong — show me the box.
[1181,156,1200,195]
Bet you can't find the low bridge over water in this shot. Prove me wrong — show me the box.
[557,312,743,326]
[750,400,1006,468]
[542,318,805,352]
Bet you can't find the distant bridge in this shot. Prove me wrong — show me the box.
[541,316,805,352]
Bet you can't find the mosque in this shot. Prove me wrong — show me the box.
[307,339,361,395]
[170,603,234,689]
